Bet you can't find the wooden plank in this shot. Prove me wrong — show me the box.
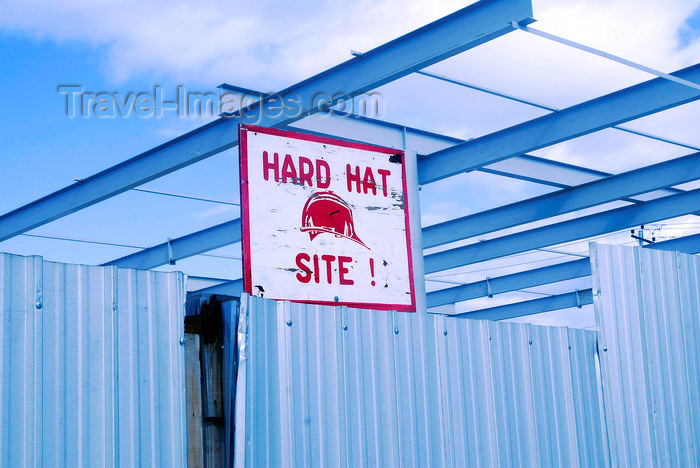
[185,333,204,468]
[201,342,224,468]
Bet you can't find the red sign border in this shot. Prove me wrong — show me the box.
[239,124,417,312]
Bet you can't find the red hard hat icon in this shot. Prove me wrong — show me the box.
[300,191,369,249]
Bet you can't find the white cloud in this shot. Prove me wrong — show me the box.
[2,0,698,93]
[0,0,466,87]
[3,0,698,111]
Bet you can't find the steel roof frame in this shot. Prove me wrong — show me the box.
[0,0,533,242]
[455,289,595,320]
[102,78,700,271]
[103,219,242,270]
[2,0,700,318]
[222,82,699,190]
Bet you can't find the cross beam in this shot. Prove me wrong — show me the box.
[453,289,594,320]
[424,188,700,274]
[418,63,700,184]
[423,151,700,248]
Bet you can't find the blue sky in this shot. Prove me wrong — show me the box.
[1,0,700,327]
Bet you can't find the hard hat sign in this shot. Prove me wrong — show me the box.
[239,124,416,311]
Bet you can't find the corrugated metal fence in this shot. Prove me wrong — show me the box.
[232,295,609,467]
[4,245,698,467]
[591,243,700,467]
[0,253,187,468]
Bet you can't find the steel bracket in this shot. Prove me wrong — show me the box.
[167,238,175,265]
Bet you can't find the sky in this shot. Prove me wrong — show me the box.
[1,0,700,328]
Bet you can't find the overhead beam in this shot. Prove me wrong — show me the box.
[424,188,700,274]
[418,63,700,184]
[193,279,244,296]
[423,151,700,248]
[427,258,590,307]
[104,219,241,270]
[426,231,700,308]
[453,289,594,320]
[0,0,533,242]
[450,229,700,317]
[289,113,669,191]
[645,232,700,252]
[417,68,700,152]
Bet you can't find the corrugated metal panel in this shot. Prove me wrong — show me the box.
[234,294,608,467]
[591,243,700,467]
[0,253,187,468]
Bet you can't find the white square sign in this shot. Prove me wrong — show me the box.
[239,125,416,311]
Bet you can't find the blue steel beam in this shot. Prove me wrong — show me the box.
[424,188,700,274]
[426,229,700,308]
[193,278,244,296]
[103,219,241,270]
[426,258,591,307]
[455,228,700,317]
[248,0,533,127]
[453,289,594,320]
[646,232,700,252]
[423,151,700,248]
[418,63,700,184]
[0,0,533,242]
